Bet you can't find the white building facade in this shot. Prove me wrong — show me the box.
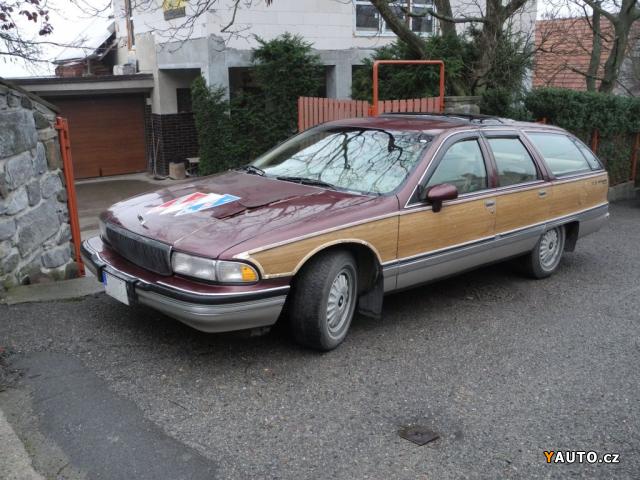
[109,0,536,172]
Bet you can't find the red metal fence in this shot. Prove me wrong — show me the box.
[298,59,446,132]
[298,96,443,132]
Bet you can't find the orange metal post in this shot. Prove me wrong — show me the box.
[590,129,599,153]
[55,117,85,276]
[371,60,445,116]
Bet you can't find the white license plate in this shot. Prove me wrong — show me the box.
[103,272,130,306]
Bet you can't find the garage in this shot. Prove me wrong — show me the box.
[14,75,154,180]
[52,94,147,179]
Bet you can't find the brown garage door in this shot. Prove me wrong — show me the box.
[52,95,147,179]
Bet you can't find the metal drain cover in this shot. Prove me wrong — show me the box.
[398,426,439,446]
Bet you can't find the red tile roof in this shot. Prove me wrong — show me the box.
[534,17,614,91]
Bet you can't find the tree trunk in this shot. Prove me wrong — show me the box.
[368,0,429,58]
[586,7,602,92]
[433,0,456,38]
[598,0,638,93]
[599,18,632,93]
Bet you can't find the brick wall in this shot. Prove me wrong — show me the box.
[149,113,199,175]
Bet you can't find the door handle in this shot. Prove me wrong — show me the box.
[485,199,496,207]
[538,189,548,197]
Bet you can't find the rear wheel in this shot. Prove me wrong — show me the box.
[288,250,358,351]
[522,225,566,279]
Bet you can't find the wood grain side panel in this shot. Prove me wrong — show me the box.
[550,173,609,218]
[398,200,495,259]
[495,185,551,234]
[249,217,399,277]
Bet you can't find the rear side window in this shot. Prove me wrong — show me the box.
[572,139,603,170]
[487,138,539,187]
[527,133,593,177]
[427,139,487,194]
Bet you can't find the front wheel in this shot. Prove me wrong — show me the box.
[522,225,566,279]
[288,250,358,351]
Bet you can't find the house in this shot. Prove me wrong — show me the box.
[18,1,537,178]
[534,16,640,95]
[13,19,154,179]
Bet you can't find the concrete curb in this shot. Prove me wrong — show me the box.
[1,275,103,306]
[0,408,44,480]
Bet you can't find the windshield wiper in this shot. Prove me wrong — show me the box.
[236,164,266,176]
[276,176,337,190]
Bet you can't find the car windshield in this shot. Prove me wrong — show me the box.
[251,127,432,195]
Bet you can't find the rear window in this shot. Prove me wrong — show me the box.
[527,133,593,177]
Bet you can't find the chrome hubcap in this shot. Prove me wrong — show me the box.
[539,228,562,270]
[326,268,354,337]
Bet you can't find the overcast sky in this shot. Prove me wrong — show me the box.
[0,0,570,79]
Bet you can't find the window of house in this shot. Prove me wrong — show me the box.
[163,0,186,20]
[355,0,434,35]
[527,133,593,177]
[176,88,192,113]
[487,138,539,187]
[427,139,487,194]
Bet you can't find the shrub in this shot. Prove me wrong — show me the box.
[191,77,239,175]
[192,33,324,175]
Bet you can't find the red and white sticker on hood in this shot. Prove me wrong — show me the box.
[147,192,240,216]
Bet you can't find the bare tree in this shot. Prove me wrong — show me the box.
[368,0,535,92]
[1,0,53,61]
[537,0,640,93]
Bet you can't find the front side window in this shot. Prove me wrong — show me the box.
[252,127,432,195]
[487,138,539,187]
[355,0,434,35]
[527,133,593,177]
[427,139,487,194]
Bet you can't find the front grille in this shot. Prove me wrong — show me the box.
[104,223,172,276]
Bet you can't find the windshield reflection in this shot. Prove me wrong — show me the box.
[252,127,432,195]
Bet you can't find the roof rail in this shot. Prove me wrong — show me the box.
[380,112,511,125]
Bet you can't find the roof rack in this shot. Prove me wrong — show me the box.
[380,112,511,125]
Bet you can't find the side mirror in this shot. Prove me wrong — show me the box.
[425,183,458,213]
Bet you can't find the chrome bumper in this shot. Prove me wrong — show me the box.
[81,239,288,333]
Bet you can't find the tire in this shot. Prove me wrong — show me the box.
[288,250,358,351]
[521,225,566,279]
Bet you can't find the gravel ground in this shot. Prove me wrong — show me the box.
[0,201,639,480]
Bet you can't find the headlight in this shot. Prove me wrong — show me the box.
[172,252,217,281]
[171,253,259,283]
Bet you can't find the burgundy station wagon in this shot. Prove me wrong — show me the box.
[82,114,609,350]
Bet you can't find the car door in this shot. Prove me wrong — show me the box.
[483,132,553,256]
[396,133,497,289]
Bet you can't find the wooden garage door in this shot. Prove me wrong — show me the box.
[53,95,147,179]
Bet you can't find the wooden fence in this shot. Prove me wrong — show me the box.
[297,96,443,132]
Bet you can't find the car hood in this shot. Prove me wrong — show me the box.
[102,171,375,258]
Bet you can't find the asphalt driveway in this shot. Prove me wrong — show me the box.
[1,201,639,479]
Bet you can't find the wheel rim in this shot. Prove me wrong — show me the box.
[326,267,355,338]
[539,228,562,271]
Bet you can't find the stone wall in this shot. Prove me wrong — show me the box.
[0,79,77,291]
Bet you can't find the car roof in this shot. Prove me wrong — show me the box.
[322,113,566,136]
